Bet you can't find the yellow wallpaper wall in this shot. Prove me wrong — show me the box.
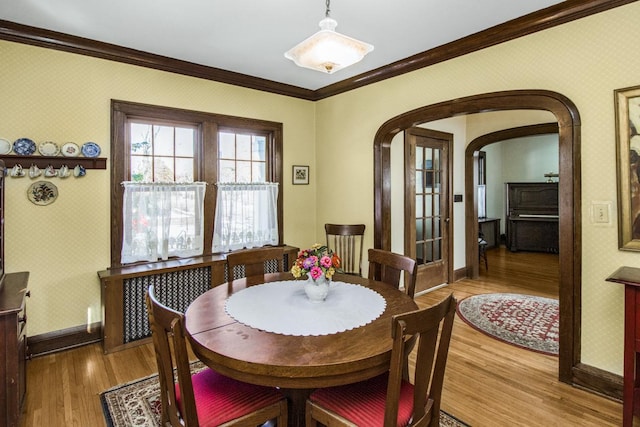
[314,2,640,375]
[0,41,317,336]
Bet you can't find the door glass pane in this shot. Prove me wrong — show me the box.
[434,218,441,238]
[416,243,423,264]
[416,171,423,190]
[416,219,423,240]
[416,195,423,218]
[425,194,433,217]
[424,242,433,263]
[434,240,441,260]
[425,219,433,239]
[416,146,424,170]
[425,149,433,170]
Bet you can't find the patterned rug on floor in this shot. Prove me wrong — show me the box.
[100,361,469,426]
[456,292,559,356]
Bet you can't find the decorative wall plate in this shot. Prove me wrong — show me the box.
[38,141,60,156]
[61,142,80,157]
[0,138,11,155]
[81,142,100,157]
[13,138,36,155]
[27,181,58,206]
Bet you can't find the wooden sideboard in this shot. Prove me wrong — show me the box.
[606,266,640,427]
[0,272,30,427]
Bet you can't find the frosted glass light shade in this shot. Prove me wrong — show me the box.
[284,17,374,74]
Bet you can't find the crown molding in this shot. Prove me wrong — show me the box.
[0,0,636,101]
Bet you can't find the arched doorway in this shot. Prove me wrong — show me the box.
[373,90,580,384]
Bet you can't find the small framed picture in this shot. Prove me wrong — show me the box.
[292,165,309,185]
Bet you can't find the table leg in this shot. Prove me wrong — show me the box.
[280,388,313,427]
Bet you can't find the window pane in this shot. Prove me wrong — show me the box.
[416,171,423,190]
[175,158,194,182]
[416,195,423,218]
[154,126,174,156]
[131,156,152,181]
[253,136,266,161]
[175,127,194,157]
[219,132,235,159]
[219,160,236,182]
[252,162,265,182]
[236,161,252,182]
[131,123,152,155]
[236,134,251,160]
[154,157,175,182]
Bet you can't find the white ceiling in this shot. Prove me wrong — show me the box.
[0,0,564,91]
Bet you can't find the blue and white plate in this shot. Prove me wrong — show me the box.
[13,138,36,155]
[81,141,100,158]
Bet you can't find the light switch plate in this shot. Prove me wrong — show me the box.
[590,201,612,225]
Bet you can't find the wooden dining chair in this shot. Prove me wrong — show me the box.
[325,223,365,276]
[145,285,288,427]
[306,293,457,427]
[226,246,284,281]
[367,248,418,299]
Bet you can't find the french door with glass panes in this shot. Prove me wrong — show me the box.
[405,127,452,293]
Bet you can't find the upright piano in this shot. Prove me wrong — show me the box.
[505,182,559,253]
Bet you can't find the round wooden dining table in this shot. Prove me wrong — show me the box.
[184,272,418,426]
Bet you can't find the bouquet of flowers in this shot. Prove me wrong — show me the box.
[290,244,341,281]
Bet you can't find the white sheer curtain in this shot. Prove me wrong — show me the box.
[213,182,279,253]
[121,182,207,264]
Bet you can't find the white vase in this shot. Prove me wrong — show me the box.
[303,275,330,303]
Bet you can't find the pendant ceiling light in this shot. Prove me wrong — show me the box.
[284,0,374,74]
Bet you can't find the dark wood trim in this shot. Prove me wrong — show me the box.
[0,1,635,100]
[572,363,623,402]
[28,322,102,357]
[465,122,559,277]
[373,89,581,389]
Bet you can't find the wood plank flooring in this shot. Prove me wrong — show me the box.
[20,247,625,426]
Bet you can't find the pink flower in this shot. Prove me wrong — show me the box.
[310,266,323,280]
[320,256,332,268]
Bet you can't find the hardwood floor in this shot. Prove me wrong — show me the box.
[20,247,624,426]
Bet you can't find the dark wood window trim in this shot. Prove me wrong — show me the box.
[110,99,283,268]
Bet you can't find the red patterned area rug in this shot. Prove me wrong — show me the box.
[100,361,469,426]
[456,293,559,356]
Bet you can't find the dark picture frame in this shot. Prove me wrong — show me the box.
[292,165,309,185]
[615,85,640,251]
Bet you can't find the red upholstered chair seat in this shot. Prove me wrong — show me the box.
[175,368,285,427]
[308,373,415,427]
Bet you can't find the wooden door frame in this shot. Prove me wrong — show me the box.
[373,90,580,385]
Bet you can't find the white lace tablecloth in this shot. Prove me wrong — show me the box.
[225,280,387,336]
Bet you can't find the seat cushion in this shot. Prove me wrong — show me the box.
[309,373,414,427]
[175,368,283,426]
